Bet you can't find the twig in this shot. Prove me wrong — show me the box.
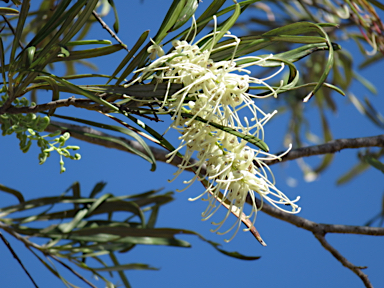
[314,233,372,288]
[46,120,187,167]
[1,15,24,49]
[50,255,97,288]
[0,231,39,288]
[254,197,384,236]
[6,97,102,114]
[45,121,384,173]
[4,83,183,115]
[0,222,97,288]
[92,10,128,51]
[263,135,384,165]
[250,197,381,288]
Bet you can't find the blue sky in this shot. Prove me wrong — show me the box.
[1,1,383,287]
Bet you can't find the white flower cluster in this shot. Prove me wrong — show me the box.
[133,31,300,241]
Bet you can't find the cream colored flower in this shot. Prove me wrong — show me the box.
[147,38,164,60]
[130,19,300,241]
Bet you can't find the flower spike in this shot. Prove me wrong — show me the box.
[131,18,300,242]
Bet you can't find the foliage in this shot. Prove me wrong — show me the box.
[0,182,258,288]
[0,0,383,287]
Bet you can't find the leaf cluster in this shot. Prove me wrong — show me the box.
[0,182,259,287]
[0,0,383,287]
[231,0,384,180]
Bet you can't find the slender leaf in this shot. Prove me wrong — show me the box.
[0,184,24,203]
[109,30,149,85]
[0,7,19,15]
[51,44,124,63]
[90,263,158,272]
[364,155,384,174]
[180,112,269,152]
[89,182,107,198]
[169,0,199,32]
[50,114,156,171]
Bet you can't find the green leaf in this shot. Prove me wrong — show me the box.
[180,112,269,152]
[348,94,384,128]
[206,240,260,260]
[69,182,81,210]
[367,0,384,10]
[0,7,19,15]
[210,22,331,61]
[35,71,119,112]
[153,0,187,43]
[166,0,261,45]
[89,182,107,198]
[364,155,384,174]
[0,38,6,85]
[35,76,59,115]
[353,72,378,95]
[9,0,30,63]
[147,205,159,229]
[169,0,199,32]
[336,161,370,185]
[183,0,226,43]
[50,114,157,171]
[126,114,178,154]
[86,193,113,217]
[358,52,383,69]
[27,0,73,47]
[0,184,24,203]
[313,108,334,174]
[200,1,241,51]
[59,208,89,233]
[107,0,120,33]
[61,0,99,44]
[51,44,124,63]
[66,40,112,46]
[111,30,149,85]
[90,263,158,272]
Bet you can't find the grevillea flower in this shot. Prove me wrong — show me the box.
[129,18,300,241]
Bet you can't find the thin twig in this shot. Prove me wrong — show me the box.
[45,121,384,173]
[314,232,373,288]
[6,97,102,113]
[0,231,39,288]
[1,15,24,49]
[92,10,129,51]
[253,197,384,236]
[4,83,183,115]
[50,255,97,288]
[0,222,97,288]
[251,197,379,288]
[45,120,186,167]
[264,135,384,165]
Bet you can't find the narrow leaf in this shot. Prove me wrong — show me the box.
[0,184,24,203]
[180,112,269,152]
[169,0,199,32]
[364,155,384,174]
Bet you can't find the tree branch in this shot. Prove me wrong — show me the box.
[250,197,382,288]
[6,97,103,114]
[42,120,384,287]
[4,83,183,115]
[253,197,384,236]
[47,120,384,171]
[0,222,97,288]
[314,233,372,288]
[46,120,182,166]
[264,135,384,165]
[0,231,39,288]
[92,10,128,51]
